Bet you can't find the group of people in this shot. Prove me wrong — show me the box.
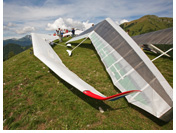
[53,28,75,42]
[53,24,94,42]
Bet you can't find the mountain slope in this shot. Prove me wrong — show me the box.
[3,37,173,130]
[3,35,32,46]
[120,15,173,36]
[3,43,31,61]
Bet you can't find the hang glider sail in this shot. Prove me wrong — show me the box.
[31,33,140,102]
[66,18,173,122]
[132,28,173,57]
[63,30,83,37]
[132,27,173,45]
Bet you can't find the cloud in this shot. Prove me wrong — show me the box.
[3,2,65,23]
[46,18,93,31]
[83,21,94,30]
[3,0,173,39]
[7,22,16,27]
[3,22,16,30]
[4,0,172,24]
[3,26,9,30]
[115,19,129,25]
[15,26,36,34]
[120,19,129,24]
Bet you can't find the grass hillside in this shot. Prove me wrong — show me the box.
[120,15,173,36]
[3,37,173,130]
[3,43,31,61]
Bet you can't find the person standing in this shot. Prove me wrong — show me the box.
[56,28,62,42]
[126,29,130,35]
[61,29,64,40]
[71,28,75,37]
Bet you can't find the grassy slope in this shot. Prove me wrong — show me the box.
[120,15,173,36]
[3,37,173,130]
[3,43,28,61]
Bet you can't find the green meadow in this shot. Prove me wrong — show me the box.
[3,37,173,130]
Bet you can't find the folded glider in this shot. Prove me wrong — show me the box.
[66,18,173,122]
[31,33,140,102]
[132,27,173,45]
[132,28,173,57]
[63,30,83,37]
[31,18,172,122]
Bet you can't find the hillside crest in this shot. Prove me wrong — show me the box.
[120,15,173,36]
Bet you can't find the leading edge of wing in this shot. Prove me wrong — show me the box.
[32,33,141,102]
[83,90,141,101]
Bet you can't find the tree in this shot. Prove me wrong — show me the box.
[8,51,15,59]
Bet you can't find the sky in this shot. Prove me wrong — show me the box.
[3,0,173,40]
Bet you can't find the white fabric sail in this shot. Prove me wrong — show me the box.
[31,18,173,122]
[66,18,173,122]
[63,30,83,37]
[31,33,107,97]
[32,32,140,102]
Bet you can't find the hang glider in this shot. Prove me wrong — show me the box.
[36,33,60,43]
[132,28,173,57]
[31,33,140,102]
[63,30,83,37]
[66,18,173,122]
[132,27,173,45]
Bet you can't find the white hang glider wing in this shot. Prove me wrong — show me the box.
[31,33,140,102]
[63,30,83,37]
[66,18,173,122]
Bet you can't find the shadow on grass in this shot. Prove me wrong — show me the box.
[49,69,172,126]
[68,39,95,50]
[49,69,130,112]
[128,103,173,126]
[50,39,172,126]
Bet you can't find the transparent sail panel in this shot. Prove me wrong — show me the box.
[90,31,171,118]
[66,18,172,121]
[90,32,151,99]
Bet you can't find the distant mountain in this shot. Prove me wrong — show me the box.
[3,15,173,61]
[3,43,31,61]
[120,15,173,36]
[3,35,32,46]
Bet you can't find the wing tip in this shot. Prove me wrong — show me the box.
[83,90,141,101]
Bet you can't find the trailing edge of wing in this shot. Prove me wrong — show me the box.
[83,90,141,101]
